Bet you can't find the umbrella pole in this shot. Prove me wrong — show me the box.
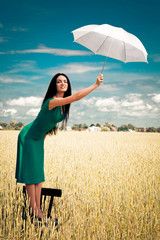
[101,57,107,74]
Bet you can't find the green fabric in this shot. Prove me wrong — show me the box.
[15,98,64,184]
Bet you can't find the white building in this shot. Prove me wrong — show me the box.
[128,129,135,132]
[65,126,72,131]
[89,126,101,132]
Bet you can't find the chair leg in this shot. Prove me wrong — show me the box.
[22,187,27,220]
[47,195,54,218]
[40,194,42,209]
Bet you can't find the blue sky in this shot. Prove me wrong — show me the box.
[0,0,160,127]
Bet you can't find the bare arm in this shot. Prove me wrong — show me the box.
[49,74,103,110]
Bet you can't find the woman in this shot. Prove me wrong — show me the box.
[15,72,103,219]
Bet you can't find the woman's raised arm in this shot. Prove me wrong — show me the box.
[48,74,103,110]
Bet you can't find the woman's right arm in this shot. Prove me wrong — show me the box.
[49,74,103,110]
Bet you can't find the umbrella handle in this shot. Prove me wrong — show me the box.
[101,57,107,74]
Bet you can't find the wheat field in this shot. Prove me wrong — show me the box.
[0,130,160,239]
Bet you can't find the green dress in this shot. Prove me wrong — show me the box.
[15,98,64,184]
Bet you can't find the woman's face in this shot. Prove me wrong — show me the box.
[56,75,68,93]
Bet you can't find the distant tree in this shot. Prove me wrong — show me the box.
[146,127,157,132]
[95,122,101,128]
[72,123,88,130]
[10,121,17,127]
[157,127,160,133]
[127,123,136,130]
[15,126,21,130]
[78,124,83,129]
[6,124,13,130]
[82,123,88,129]
[102,126,110,131]
[90,123,95,127]
[0,121,25,130]
[72,124,79,130]
[16,122,23,128]
[118,125,129,132]
[103,121,111,127]
[102,121,117,131]
[103,122,114,131]
[0,121,7,127]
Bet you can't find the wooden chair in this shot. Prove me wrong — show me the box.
[22,185,62,226]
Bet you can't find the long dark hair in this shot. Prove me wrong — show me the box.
[41,73,72,135]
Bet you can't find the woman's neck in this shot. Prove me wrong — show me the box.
[55,93,64,98]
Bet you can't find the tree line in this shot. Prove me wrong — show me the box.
[71,122,160,132]
[0,121,24,130]
[0,120,160,132]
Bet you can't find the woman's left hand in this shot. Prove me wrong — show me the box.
[96,74,103,86]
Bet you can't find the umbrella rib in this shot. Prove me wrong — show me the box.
[123,41,126,63]
[95,36,109,54]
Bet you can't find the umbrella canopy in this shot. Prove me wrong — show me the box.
[71,24,148,65]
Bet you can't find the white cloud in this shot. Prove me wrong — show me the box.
[0,44,92,56]
[77,112,85,116]
[98,84,120,92]
[6,60,104,76]
[2,109,17,117]
[48,63,102,74]
[6,96,43,107]
[125,93,142,100]
[73,111,85,120]
[6,60,39,74]
[81,93,160,118]
[0,102,3,107]
[0,37,8,43]
[0,76,30,83]
[2,59,119,78]
[152,94,160,103]
[103,72,151,85]
[121,99,144,108]
[95,97,119,109]
[149,54,160,62]
[81,97,97,106]
[30,76,43,80]
[11,27,28,32]
[26,108,40,116]
[121,110,146,117]
[0,24,27,31]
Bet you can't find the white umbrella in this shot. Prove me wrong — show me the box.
[71,24,148,73]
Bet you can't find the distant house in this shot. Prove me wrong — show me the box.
[128,129,135,132]
[65,126,72,131]
[0,126,3,130]
[89,126,101,132]
[110,126,117,132]
[137,128,146,132]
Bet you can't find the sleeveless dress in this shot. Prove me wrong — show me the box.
[15,98,64,184]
